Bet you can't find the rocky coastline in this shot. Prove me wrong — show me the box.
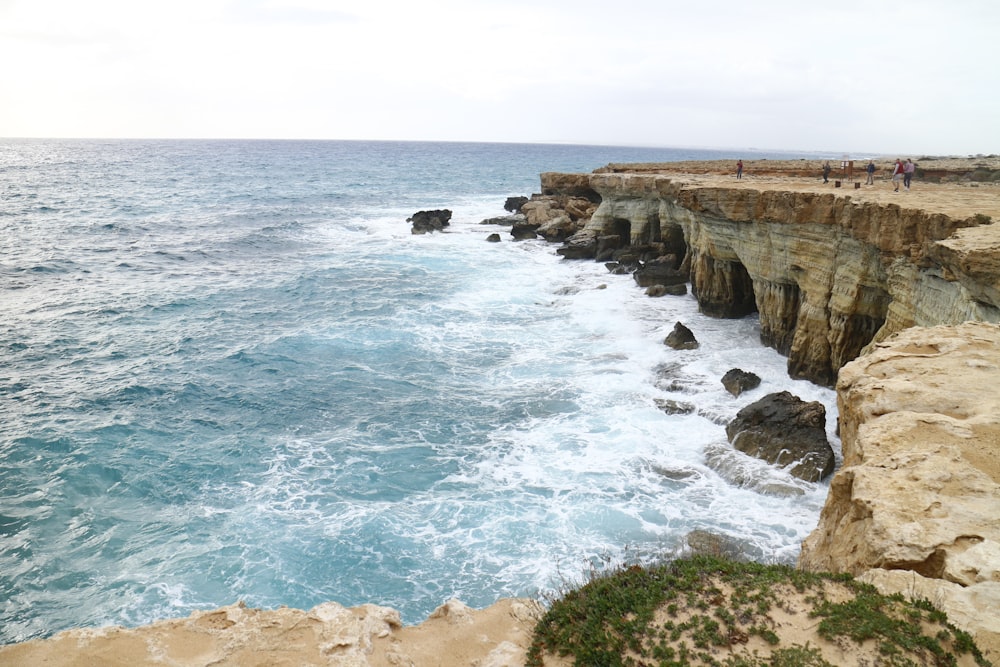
[4,157,1000,665]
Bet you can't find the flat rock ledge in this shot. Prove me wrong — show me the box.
[0,598,543,667]
[799,321,1000,663]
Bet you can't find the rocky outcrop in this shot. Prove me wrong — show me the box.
[540,171,1000,386]
[407,209,452,234]
[721,368,761,397]
[0,598,542,667]
[663,321,698,350]
[725,391,835,482]
[798,322,1000,660]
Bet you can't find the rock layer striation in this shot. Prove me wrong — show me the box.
[542,170,1000,385]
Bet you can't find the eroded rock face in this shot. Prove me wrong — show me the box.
[543,171,1000,386]
[799,322,1000,660]
[725,391,834,482]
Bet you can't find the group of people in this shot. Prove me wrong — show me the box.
[817,158,916,191]
[736,158,917,191]
[890,158,917,192]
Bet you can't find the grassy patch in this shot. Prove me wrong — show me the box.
[525,555,990,667]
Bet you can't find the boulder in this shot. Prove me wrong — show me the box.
[664,322,699,350]
[486,233,501,243]
[408,209,452,234]
[721,369,761,397]
[510,221,539,240]
[504,196,529,213]
[633,257,688,288]
[557,232,598,259]
[535,215,578,242]
[725,391,834,482]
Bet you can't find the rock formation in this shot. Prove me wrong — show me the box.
[721,368,761,397]
[538,169,1000,386]
[663,321,698,350]
[725,391,835,482]
[798,321,1000,660]
[0,598,542,667]
[407,209,452,234]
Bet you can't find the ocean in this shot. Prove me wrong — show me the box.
[0,139,837,644]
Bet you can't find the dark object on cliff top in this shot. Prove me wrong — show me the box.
[725,390,834,482]
[504,196,529,213]
[721,368,761,397]
[408,209,452,234]
[664,322,699,350]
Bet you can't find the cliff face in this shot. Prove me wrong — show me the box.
[798,322,1000,660]
[541,169,1000,659]
[544,171,1000,386]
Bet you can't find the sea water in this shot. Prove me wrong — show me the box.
[0,139,837,644]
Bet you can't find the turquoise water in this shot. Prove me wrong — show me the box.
[0,139,836,643]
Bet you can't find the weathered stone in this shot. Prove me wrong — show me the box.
[486,233,501,243]
[633,257,688,288]
[721,368,761,397]
[556,231,598,259]
[535,214,577,242]
[504,196,529,213]
[510,221,539,240]
[407,209,452,234]
[799,322,1000,658]
[606,263,631,275]
[725,391,834,482]
[664,322,699,350]
[539,170,999,386]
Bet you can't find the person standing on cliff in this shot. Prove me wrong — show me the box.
[891,159,904,192]
[866,160,876,185]
[903,159,916,190]
[822,161,832,183]
[736,159,743,179]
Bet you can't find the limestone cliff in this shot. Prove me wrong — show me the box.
[798,322,1000,661]
[541,170,1000,386]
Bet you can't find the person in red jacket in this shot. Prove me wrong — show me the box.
[891,159,904,192]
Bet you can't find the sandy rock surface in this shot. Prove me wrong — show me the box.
[0,598,542,667]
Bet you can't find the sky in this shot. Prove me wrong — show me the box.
[1,0,998,155]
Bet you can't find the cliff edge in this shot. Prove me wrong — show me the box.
[799,321,1000,661]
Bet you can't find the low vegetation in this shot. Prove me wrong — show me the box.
[526,555,990,667]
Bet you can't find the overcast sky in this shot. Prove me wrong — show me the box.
[2,0,998,155]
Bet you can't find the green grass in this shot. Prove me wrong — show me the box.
[525,555,990,667]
